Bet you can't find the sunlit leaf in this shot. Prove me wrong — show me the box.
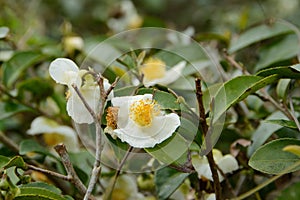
[249,138,300,174]
[228,23,292,53]
[155,167,189,200]
[0,155,10,169]
[256,64,300,79]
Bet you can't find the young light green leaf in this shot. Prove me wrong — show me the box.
[2,51,44,87]
[256,64,300,79]
[283,145,300,157]
[0,26,9,39]
[255,34,300,71]
[249,138,300,174]
[154,167,189,200]
[3,156,27,170]
[228,23,292,53]
[0,155,10,169]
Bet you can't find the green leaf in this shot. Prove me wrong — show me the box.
[2,51,44,87]
[145,133,188,165]
[137,88,180,110]
[19,139,56,158]
[248,111,287,156]
[15,187,67,200]
[213,75,279,121]
[20,182,62,195]
[0,155,10,169]
[3,156,26,170]
[0,26,9,39]
[256,64,300,79]
[228,23,292,53]
[0,102,32,120]
[276,181,300,200]
[276,79,291,101]
[264,119,298,130]
[154,167,189,200]
[255,35,300,70]
[249,138,300,174]
[17,78,54,103]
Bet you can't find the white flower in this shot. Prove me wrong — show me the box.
[140,57,186,87]
[107,0,143,33]
[192,149,239,182]
[27,116,79,152]
[49,58,113,124]
[63,36,84,55]
[106,94,180,148]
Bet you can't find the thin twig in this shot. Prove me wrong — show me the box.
[0,131,19,153]
[195,78,222,200]
[27,164,71,181]
[54,144,89,198]
[106,146,134,199]
[288,96,300,132]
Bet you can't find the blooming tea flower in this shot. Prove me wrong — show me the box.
[105,94,180,148]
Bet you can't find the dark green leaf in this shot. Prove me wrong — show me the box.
[276,79,291,102]
[264,119,298,130]
[17,78,54,103]
[20,182,61,195]
[213,75,279,121]
[249,138,300,174]
[2,51,44,87]
[155,167,189,200]
[0,102,32,120]
[255,34,300,70]
[248,111,287,156]
[275,181,300,200]
[256,64,300,79]
[137,88,180,110]
[145,133,188,165]
[16,187,67,200]
[228,23,292,53]
[19,140,56,158]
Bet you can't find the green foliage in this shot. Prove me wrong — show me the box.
[249,138,300,174]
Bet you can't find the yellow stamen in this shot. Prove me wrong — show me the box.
[140,58,166,81]
[43,133,65,146]
[106,107,119,129]
[129,99,160,127]
[65,90,71,100]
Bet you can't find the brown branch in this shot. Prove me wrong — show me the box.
[195,78,222,200]
[27,164,71,181]
[54,144,90,199]
[0,131,19,153]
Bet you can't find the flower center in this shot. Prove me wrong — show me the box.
[43,133,65,147]
[129,99,160,127]
[140,58,166,81]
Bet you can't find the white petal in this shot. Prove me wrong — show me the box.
[192,155,213,181]
[114,113,180,148]
[104,79,114,100]
[216,154,239,181]
[27,117,59,135]
[67,86,100,124]
[144,61,186,87]
[49,58,81,86]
